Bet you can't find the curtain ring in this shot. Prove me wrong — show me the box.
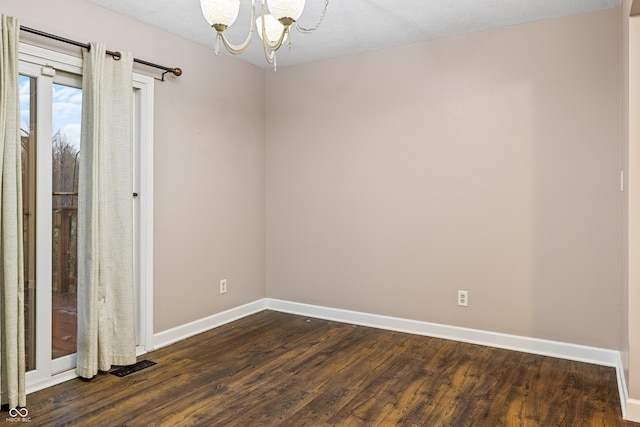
[113,51,122,61]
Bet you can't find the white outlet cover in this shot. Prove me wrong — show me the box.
[457,290,468,307]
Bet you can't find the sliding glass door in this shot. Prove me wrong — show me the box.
[19,45,153,387]
[20,64,84,375]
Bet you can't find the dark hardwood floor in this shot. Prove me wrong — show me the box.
[23,310,638,426]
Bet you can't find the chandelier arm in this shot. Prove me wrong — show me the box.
[214,0,256,55]
[218,31,254,54]
[260,15,276,68]
[261,34,274,64]
[261,26,289,51]
[262,44,277,70]
[260,24,278,70]
[296,0,329,33]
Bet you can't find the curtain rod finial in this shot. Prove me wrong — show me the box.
[161,68,182,81]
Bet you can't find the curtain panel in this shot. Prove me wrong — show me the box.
[77,43,136,379]
[0,14,26,409]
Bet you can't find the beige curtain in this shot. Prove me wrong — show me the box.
[77,43,136,379]
[0,14,26,408]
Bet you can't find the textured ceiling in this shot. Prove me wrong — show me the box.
[86,0,620,69]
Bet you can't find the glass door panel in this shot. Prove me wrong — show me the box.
[20,74,37,372]
[20,69,83,374]
[51,82,81,360]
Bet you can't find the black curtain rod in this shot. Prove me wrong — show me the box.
[20,25,182,81]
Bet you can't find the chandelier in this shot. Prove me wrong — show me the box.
[200,0,329,69]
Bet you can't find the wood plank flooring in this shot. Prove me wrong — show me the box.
[23,310,638,426]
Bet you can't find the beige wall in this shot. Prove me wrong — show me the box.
[1,0,628,357]
[1,0,267,332]
[623,0,632,394]
[627,0,640,401]
[266,8,624,349]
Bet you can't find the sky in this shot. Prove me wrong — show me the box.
[19,75,83,149]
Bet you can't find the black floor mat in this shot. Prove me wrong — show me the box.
[110,360,157,377]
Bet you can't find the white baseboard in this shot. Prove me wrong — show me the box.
[26,369,79,395]
[265,299,619,365]
[151,297,628,420]
[152,299,267,350]
[264,298,628,419]
[618,361,630,420]
[627,399,640,422]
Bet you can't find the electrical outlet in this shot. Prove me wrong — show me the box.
[220,279,227,294]
[457,290,468,307]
